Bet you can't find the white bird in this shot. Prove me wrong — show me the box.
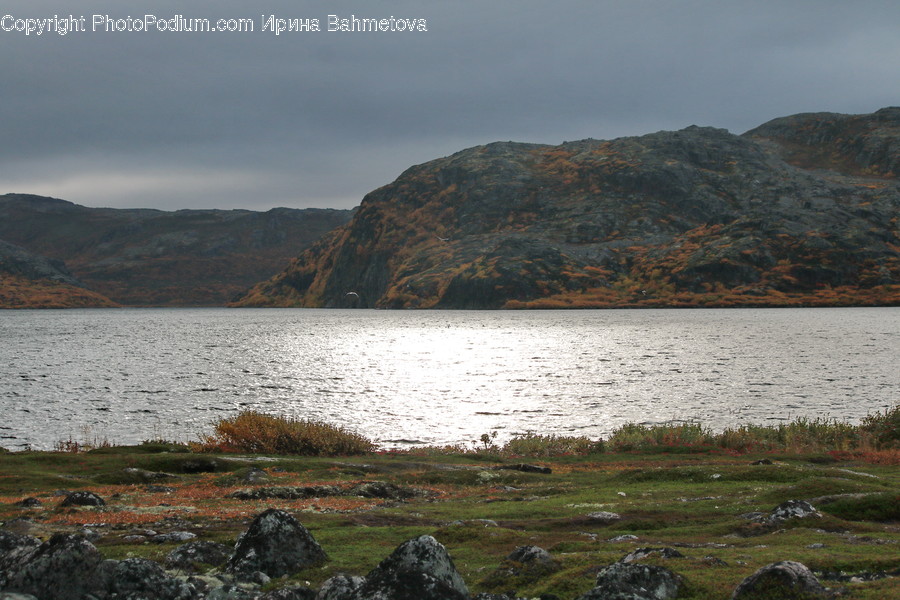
[435,234,450,242]
[345,291,359,298]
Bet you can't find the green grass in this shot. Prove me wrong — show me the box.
[1,408,898,599]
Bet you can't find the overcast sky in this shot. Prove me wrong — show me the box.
[1,0,899,211]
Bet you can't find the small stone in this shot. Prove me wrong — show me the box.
[619,547,684,564]
[587,511,621,522]
[14,498,41,508]
[151,531,197,543]
[608,534,639,542]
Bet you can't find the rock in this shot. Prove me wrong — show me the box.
[0,593,39,600]
[619,547,685,564]
[240,467,272,484]
[205,584,261,600]
[315,574,365,600]
[0,530,41,589]
[14,498,41,508]
[227,509,327,581]
[59,490,105,507]
[123,466,174,481]
[352,534,469,600]
[495,463,552,474]
[4,533,103,600]
[608,535,639,542]
[751,459,773,465]
[260,587,317,600]
[506,545,555,567]
[731,561,830,599]
[89,557,198,600]
[146,485,178,493]
[229,485,341,501]
[166,540,232,572]
[152,531,198,544]
[578,562,683,600]
[349,481,430,500]
[587,511,622,523]
[770,500,821,522]
[481,544,559,591]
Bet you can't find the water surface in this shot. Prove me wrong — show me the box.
[0,307,896,450]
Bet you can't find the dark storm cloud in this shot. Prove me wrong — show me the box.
[1,0,899,210]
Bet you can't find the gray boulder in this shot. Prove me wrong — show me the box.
[731,560,830,599]
[227,509,327,581]
[351,535,469,600]
[166,540,232,572]
[89,557,198,600]
[770,500,821,522]
[315,575,365,600]
[60,490,105,507]
[578,561,683,600]
[4,533,103,600]
[0,530,41,589]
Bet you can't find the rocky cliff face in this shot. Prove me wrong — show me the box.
[234,108,900,309]
[0,195,353,306]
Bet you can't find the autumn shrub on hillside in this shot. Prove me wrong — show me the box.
[194,410,376,456]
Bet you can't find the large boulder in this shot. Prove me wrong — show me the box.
[578,561,683,600]
[731,561,830,599]
[227,509,327,581]
[351,535,469,600]
[0,530,41,589]
[4,533,103,600]
[88,557,198,600]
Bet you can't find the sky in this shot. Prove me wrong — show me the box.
[1,0,899,212]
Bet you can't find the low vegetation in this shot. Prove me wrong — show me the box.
[192,410,377,456]
[0,408,898,599]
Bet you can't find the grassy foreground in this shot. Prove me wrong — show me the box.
[1,411,898,599]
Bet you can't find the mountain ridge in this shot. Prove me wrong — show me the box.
[233,108,900,309]
[0,195,354,307]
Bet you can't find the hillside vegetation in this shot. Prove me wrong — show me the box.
[234,108,900,309]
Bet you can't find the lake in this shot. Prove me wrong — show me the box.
[0,307,897,451]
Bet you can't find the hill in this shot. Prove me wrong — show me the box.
[0,195,353,306]
[0,239,118,308]
[233,108,900,309]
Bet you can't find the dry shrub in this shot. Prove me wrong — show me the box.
[502,433,604,457]
[194,410,375,456]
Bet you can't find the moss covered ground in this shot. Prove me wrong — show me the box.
[0,445,897,598]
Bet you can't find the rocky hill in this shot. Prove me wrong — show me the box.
[234,108,900,309]
[0,240,118,308]
[0,195,353,306]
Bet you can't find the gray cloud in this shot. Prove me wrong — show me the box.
[2,0,899,210]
